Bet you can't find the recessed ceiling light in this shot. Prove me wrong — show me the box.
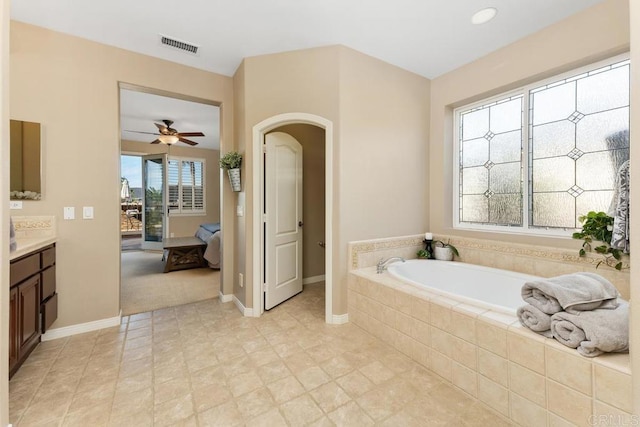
[471,7,498,25]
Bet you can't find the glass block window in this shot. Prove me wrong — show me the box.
[168,157,206,215]
[455,56,629,234]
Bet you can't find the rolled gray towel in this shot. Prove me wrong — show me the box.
[517,304,553,337]
[522,272,619,315]
[550,300,629,357]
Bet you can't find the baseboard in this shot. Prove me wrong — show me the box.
[219,292,233,303]
[331,313,349,324]
[41,311,122,341]
[233,295,255,317]
[303,275,326,285]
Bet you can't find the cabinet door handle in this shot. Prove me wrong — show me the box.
[298,221,304,227]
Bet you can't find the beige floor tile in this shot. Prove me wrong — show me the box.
[280,394,324,426]
[62,400,111,427]
[257,360,292,384]
[10,287,504,427]
[154,377,192,405]
[192,384,232,413]
[154,394,194,427]
[359,360,396,384]
[227,370,263,398]
[335,370,376,399]
[197,400,244,427]
[267,376,306,404]
[235,387,276,420]
[296,366,331,391]
[327,401,374,426]
[246,407,288,427]
[309,381,352,413]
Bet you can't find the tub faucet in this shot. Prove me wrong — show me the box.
[376,257,405,274]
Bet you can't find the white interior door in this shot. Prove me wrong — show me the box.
[265,132,303,310]
[141,154,168,250]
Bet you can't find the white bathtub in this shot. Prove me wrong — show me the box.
[387,259,541,314]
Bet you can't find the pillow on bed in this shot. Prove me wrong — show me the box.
[201,223,221,233]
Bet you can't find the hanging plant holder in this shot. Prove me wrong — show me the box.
[228,168,241,192]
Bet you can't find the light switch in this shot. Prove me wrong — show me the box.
[83,206,94,219]
[236,205,244,217]
[9,201,23,210]
[64,207,75,220]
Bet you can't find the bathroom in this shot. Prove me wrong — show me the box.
[2,0,640,425]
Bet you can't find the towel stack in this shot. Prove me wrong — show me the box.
[517,272,628,357]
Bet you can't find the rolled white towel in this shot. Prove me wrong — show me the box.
[550,300,629,357]
[522,272,619,315]
[517,304,553,337]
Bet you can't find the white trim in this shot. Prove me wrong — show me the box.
[233,294,256,317]
[332,313,349,324]
[219,292,233,303]
[252,113,334,323]
[303,275,325,285]
[41,312,122,341]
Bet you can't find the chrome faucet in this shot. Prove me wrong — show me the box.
[376,257,405,274]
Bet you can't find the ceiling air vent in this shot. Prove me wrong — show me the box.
[159,34,200,55]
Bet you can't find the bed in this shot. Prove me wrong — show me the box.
[195,223,221,269]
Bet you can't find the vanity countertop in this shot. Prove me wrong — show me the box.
[10,215,57,261]
[10,236,57,261]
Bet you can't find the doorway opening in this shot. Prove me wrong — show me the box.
[252,113,337,323]
[118,83,222,316]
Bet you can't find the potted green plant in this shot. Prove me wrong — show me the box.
[433,239,459,261]
[572,211,626,270]
[219,151,243,192]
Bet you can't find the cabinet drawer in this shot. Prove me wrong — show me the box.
[41,266,56,301]
[10,253,40,287]
[41,246,55,269]
[42,293,58,334]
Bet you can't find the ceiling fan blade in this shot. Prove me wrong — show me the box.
[150,139,161,144]
[178,137,198,146]
[124,130,160,135]
[177,132,205,137]
[154,123,169,134]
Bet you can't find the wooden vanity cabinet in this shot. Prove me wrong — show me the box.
[9,244,58,378]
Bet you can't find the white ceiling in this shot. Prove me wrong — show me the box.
[120,89,220,150]
[12,0,605,151]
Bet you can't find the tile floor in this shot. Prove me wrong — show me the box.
[9,284,510,426]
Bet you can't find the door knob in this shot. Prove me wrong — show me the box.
[298,221,304,227]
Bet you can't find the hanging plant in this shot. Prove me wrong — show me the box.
[572,211,627,270]
[219,151,242,170]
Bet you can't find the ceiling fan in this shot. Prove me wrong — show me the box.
[126,119,205,146]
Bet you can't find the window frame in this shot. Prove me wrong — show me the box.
[453,53,630,237]
[167,155,206,216]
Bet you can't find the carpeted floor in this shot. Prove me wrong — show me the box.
[120,250,220,316]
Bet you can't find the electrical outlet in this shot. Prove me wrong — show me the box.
[63,207,75,220]
[239,273,244,288]
[9,201,22,210]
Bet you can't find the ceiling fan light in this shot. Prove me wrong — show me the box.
[159,135,179,145]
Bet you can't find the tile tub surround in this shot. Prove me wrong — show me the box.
[348,268,633,426]
[349,234,630,299]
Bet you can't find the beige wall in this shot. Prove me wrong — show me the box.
[10,21,234,328]
[274,124,326,279]
[429,0,630,250]
[236,46,430,314]
[235,46,341,309]
[120,140,220,237]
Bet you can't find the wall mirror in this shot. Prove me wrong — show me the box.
[10,119,42,200]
